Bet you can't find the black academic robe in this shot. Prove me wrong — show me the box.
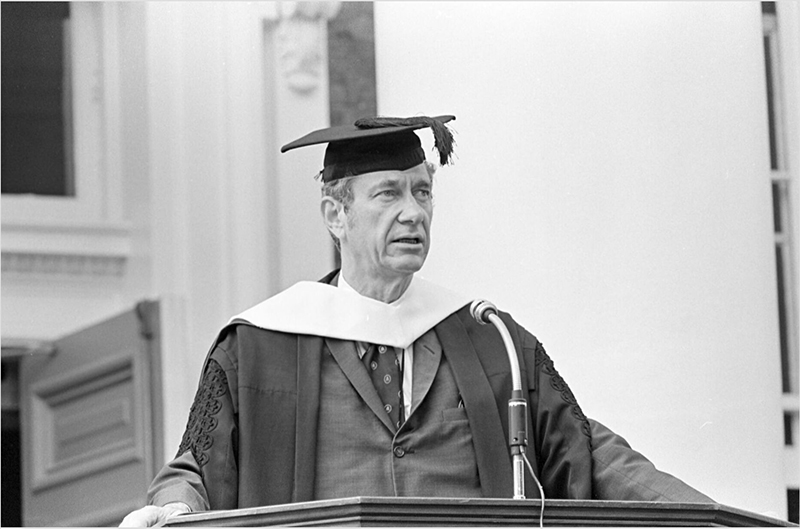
[147,303,596,510]
[148,270,714,510]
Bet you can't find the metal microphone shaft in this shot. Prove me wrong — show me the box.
[485,311,521,390]
[470,300,528,500]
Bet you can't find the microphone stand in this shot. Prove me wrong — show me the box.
[470,300,528,500]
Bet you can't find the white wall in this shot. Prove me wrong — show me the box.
[375,1,785,516]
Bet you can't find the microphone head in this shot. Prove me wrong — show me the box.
[470,299,498,325]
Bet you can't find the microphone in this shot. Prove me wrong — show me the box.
[470,299,528,500]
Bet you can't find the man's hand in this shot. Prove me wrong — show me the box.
[119,502,191,527]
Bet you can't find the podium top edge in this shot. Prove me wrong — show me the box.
[165,497,796,528]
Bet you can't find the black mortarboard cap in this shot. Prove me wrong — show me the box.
[281,115,456,182]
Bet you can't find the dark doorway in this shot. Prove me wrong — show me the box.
[2,360,23,527]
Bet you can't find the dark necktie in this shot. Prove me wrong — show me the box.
[362,343,404,429]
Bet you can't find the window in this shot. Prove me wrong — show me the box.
[1,2,74,197]
[1,3,124,225]
[763,3,798,397]
[1,3,129,262]
[763,2,799,521]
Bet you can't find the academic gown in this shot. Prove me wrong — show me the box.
[147,307,595,510]
[147,272,713,510]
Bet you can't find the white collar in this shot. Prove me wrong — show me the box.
[231,274,472,349]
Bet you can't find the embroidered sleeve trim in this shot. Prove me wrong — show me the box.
[176,359,229,469]
[534,342,592,450]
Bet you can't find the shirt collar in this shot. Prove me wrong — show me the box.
[338,271,410,307]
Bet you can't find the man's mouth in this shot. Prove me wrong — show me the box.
[393,237,423,245]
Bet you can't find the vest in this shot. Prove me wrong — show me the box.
[314,329,482,499]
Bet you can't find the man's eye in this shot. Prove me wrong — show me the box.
[380,190,397,197]
[415,189,432,198]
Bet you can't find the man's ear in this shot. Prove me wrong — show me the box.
[320,196,345,240]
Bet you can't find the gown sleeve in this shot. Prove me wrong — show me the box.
[589,418,715,502]
[147,337,240,511]
[521,330,594,499]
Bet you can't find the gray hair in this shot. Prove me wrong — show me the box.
[320,162,437,251]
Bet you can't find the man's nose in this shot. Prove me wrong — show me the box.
[397,192,426,223]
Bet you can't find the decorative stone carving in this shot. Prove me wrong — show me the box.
[274,1,341,94]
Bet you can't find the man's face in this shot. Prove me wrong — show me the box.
[339,163,433,282]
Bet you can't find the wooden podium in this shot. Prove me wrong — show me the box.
[164,497,794,527]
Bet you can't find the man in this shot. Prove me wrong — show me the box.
[121,115,712,527]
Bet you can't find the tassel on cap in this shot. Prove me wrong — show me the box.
[354,116,456,166]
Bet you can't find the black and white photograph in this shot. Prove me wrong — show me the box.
[1,2,798,526]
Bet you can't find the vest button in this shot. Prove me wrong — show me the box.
[393,446,405,458]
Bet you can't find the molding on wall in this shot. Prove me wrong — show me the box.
[1,221,130,278]
[2,252,126,278]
